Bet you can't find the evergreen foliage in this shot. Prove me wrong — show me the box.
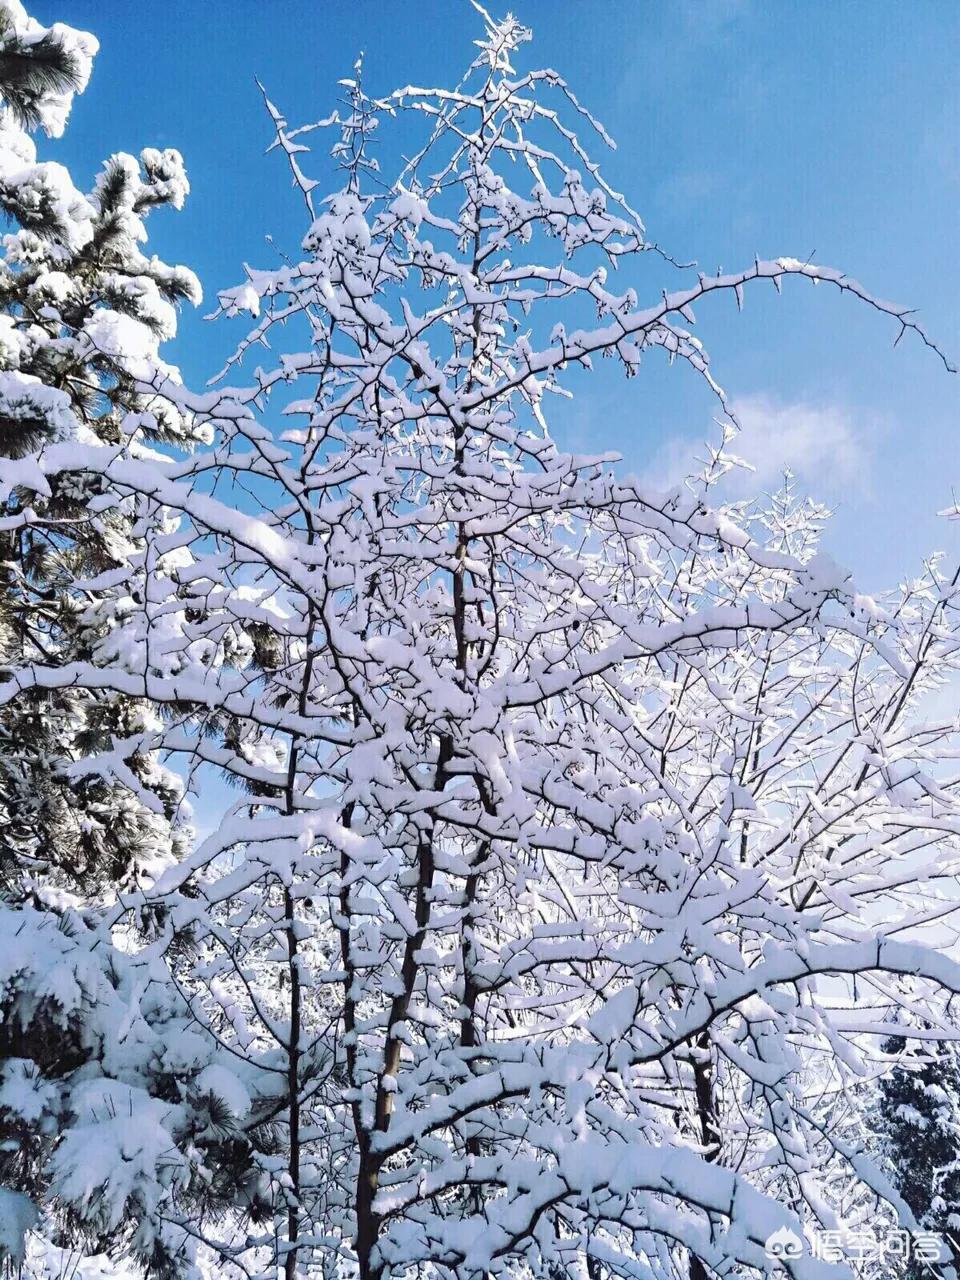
[877,1034,960,1279]
[0,0,200,904]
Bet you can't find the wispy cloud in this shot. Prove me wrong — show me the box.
[643,394,877,500]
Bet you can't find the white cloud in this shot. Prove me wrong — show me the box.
[644,394,875,500]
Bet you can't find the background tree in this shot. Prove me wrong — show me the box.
[0,0,201,904]
[875,1031,960,1278]
[0,4,237,1274]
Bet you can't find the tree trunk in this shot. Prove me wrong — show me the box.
[689,1031,721,1280]
[284,884,302,1280]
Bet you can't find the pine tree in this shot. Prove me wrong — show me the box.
[0,0,201,904]
[877,1034,960,1278]
[0,5,225,1273]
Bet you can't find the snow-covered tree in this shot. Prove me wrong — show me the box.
[874,1032,960,1277]
[0,0,201,904]
[4,9,959,1280]
[0,900,248,1275]
[614,475,960,1280]
[0,3,226,1272]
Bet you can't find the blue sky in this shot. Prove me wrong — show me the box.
[42,0,960,590]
